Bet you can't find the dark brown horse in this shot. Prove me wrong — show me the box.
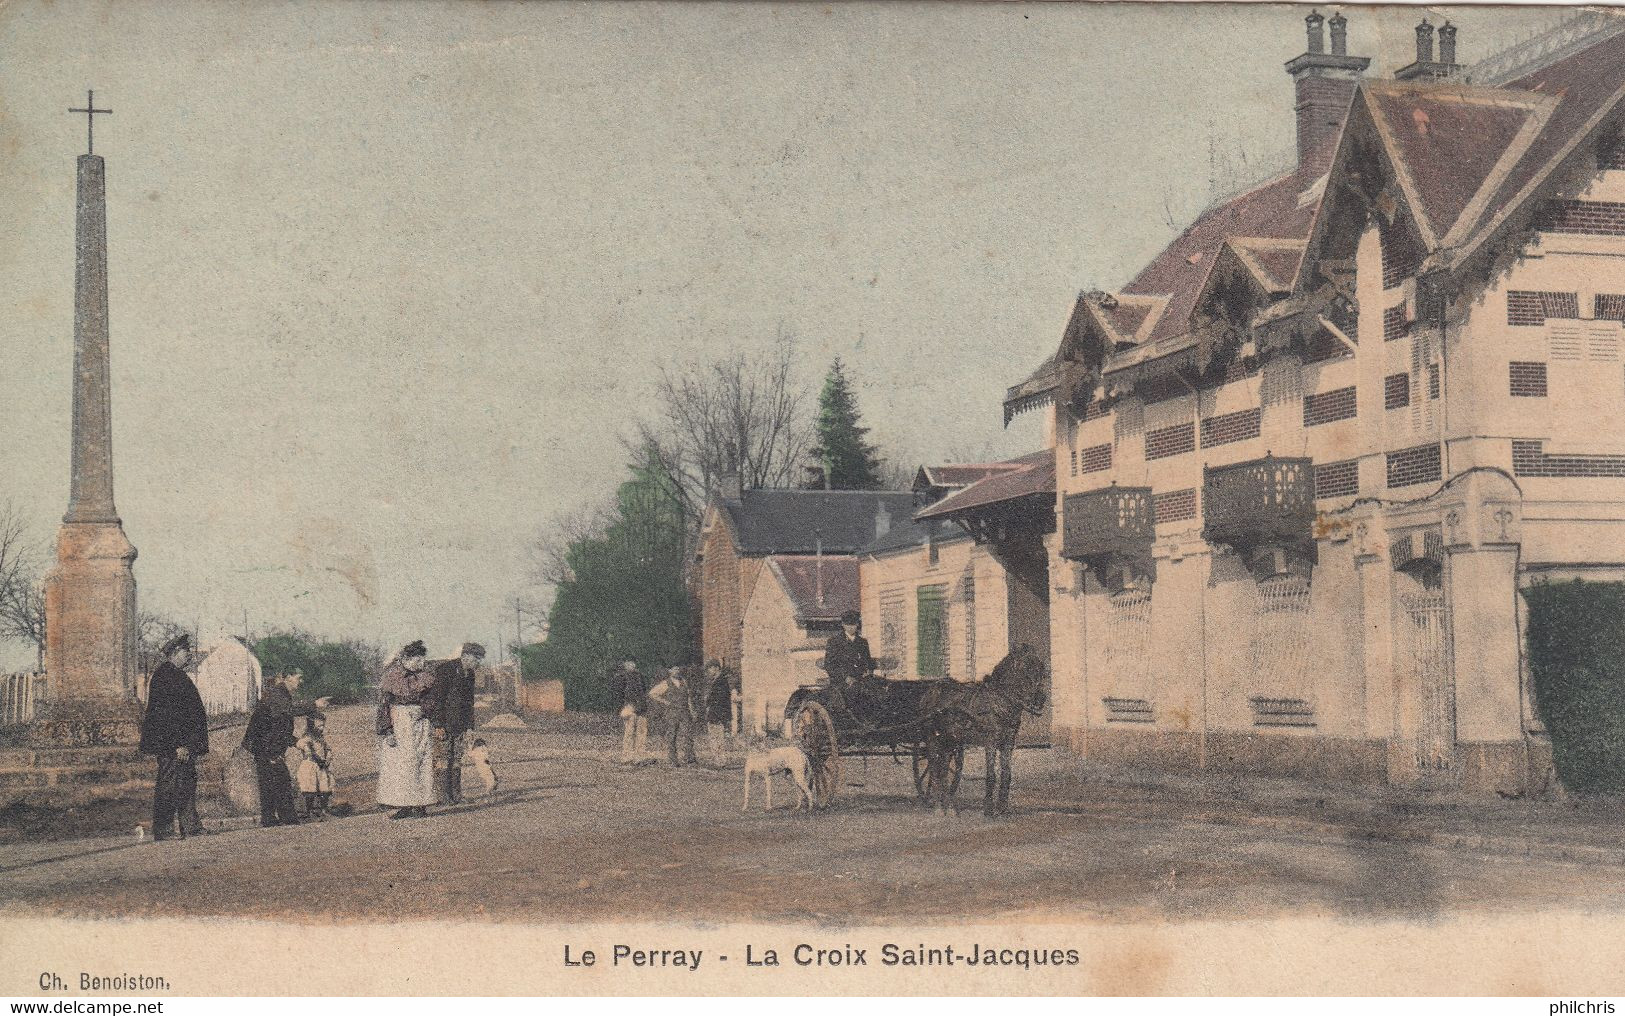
[919,644,1048,817]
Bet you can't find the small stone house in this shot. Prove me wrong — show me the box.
[739,555,859,734]
[692,480,916,676]
[912,452,1059,741]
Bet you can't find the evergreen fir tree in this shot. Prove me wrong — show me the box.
[808,358,884,490]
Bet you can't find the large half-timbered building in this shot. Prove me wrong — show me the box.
[1008,12,1625,792]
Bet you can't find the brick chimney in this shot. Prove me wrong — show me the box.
[1396,17,1463,81]
[1284,10,1371,178]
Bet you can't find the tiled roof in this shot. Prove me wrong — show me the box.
[916,450,1055,521]
[1230,238,1307,293]
[1458,22,1625,258]
[1295,19,1625,282]
[766,555,859,622]
[1365,83,1543,247]
[1120,170,1320,349]
[718,489,916,556]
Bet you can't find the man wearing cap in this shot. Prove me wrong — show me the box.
[244,669,330,827]
[139,634,209,841]
[429,642,485,805]
[822,610,875,715]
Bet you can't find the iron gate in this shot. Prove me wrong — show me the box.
[1400,588,1456,775]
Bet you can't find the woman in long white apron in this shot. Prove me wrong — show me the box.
[376,640,439,819]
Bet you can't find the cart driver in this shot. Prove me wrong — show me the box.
[823,610,875,713]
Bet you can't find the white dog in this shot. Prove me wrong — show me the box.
[742,744,813,812]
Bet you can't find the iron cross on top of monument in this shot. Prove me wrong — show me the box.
[68,89,111,155]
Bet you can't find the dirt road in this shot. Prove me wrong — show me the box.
[2,708,1624,924]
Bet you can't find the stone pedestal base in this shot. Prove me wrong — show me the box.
[0,697,150,806]
[0,744,151,806]
[30,696,142,748]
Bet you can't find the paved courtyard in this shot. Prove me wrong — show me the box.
[2,706,1624,924]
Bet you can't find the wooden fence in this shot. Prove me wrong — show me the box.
[2,672,45,727]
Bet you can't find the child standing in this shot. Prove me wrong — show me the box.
[467,738,498,798]
[295,715,334,819]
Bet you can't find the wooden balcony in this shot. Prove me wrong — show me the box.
[1061,485,1153,563]
[1201,455,1314,553]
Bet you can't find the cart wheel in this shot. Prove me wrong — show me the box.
[912,745,964,802]
[794,701,841,809]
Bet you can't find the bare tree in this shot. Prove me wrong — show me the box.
[136,611,192,676]
[526,500,613,591]
[875,457,915,492]
[630,327,811,543]
[0,504,47,670]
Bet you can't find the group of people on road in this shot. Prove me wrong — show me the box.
[136,634,500,840]
[610,656,738,767]
[374,640,497,820]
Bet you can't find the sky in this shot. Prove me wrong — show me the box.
[0,1,1565,665]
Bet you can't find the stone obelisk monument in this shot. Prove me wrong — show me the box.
[37,90,141,747]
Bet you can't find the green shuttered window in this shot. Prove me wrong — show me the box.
[916,584,948,679]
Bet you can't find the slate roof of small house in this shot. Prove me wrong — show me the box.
[863,514,968,557]
[717,489,918,556]
[766,555,860,623]
[916,450,1055,521]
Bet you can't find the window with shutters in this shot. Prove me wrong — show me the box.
[877,589,906,672]
[916,584,947,679]
[1549,316,1625,451]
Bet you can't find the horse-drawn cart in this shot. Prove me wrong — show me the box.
[781,645,1048,814]
[782,675,965,809]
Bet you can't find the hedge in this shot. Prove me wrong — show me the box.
[1523,579,1625,793]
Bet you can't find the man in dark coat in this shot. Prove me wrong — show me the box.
[822,610,875,714]
[244,670,326,827]
[608,656,650,762]
[430,642,485,805]
[139,634,209,841]
[648,665,698,768]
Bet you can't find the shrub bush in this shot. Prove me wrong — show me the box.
[1523,579,1625,793]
